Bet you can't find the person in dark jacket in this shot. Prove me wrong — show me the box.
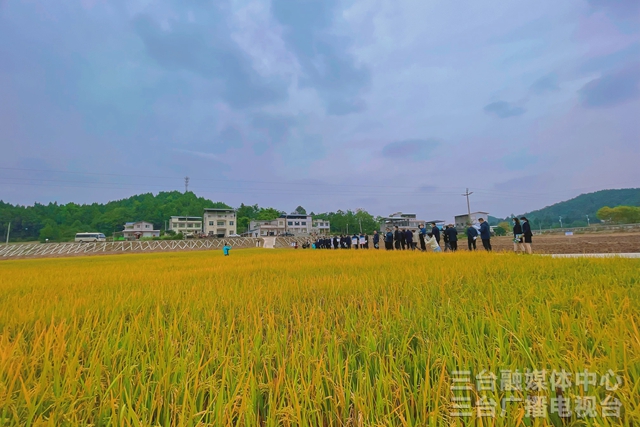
[385,228,394,250]
[443,226,451,251]
[333,235,339,249]
[373,230,380,249]
[404,229,414,250]
[520,217,533,254]
[418,224,427,251]
[512,218,523,253]
[394,226,401,250]
[400,228,407,250]
[364,234,369,249]
[478,218,492,251]
[444,224,458,251]
[466,224,478,251]
[431,223,441,245]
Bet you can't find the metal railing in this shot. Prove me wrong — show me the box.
[0,238,263,258]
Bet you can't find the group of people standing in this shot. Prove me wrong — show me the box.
[312,234,371,249]
[511,217,533,254]
[306,216,533,254]
[465,217,492,251]
[381,223,454,252]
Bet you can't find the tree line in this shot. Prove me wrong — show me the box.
[3,189,638,242]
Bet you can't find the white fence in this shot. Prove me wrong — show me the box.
[0,238,263,259]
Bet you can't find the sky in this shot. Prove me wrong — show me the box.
[1,0,639,220]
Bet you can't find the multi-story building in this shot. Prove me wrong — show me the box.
[122,221,160,240]
[379,212,426,231]
[168,216,203,236]
[312,219,331,235]
[454,211,490,230]
[248,214,327,237]
[282,214,312,235]
[248,218,287,237]
[203,208,236,237]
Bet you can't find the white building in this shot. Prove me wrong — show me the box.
[122,221,160,240]
[282,214,313,235]
[248,218,287,237]
[248,214,328,237]
[169,216,203,236]
[380,212,426,231]
[454,211,490,230]
[312,219,331,235]
[203,208,236,237]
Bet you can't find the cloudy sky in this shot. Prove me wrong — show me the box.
[1,0,638,219]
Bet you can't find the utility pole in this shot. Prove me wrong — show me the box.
[184,176,190,193]
[586,215,590,226]
[5,221,10,244]
[462,188,473,224]
[559,216,563,228]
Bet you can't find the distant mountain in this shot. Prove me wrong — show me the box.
[497,188,640,228]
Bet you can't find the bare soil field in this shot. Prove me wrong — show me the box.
[3,232,640,260]
[470,232,640,254]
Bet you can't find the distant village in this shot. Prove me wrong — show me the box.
[119,208,491,240]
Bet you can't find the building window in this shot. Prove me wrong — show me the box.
[301,222,306,225]
[209,221,214,226]
[294,222,300,226]
[172,222,178,228]
[288,221,293,226]
[229,221,234,226]
[217,221,225,226]
[145,225,149,228]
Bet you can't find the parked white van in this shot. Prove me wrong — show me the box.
[75,232,106,242]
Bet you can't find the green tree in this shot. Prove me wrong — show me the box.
[294,206,307,215]
[39,223,60,242]
[256,208,282,221]
[498,221,511,232]
[597,206,640,224]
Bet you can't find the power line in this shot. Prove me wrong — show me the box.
[0,166,596,196]
[0,177,595,202]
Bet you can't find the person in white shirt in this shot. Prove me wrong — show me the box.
[425,232,441,252]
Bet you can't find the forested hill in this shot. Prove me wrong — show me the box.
[0,191,231,242]
[499,188,640,228]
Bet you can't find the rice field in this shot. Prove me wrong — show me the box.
[0,249,638,426]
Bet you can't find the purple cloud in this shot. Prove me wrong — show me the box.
[531,74,560,94]
[0,0,638,221]
[579,64,640,108]
[382,139,439,160]
[483,101,526,118]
